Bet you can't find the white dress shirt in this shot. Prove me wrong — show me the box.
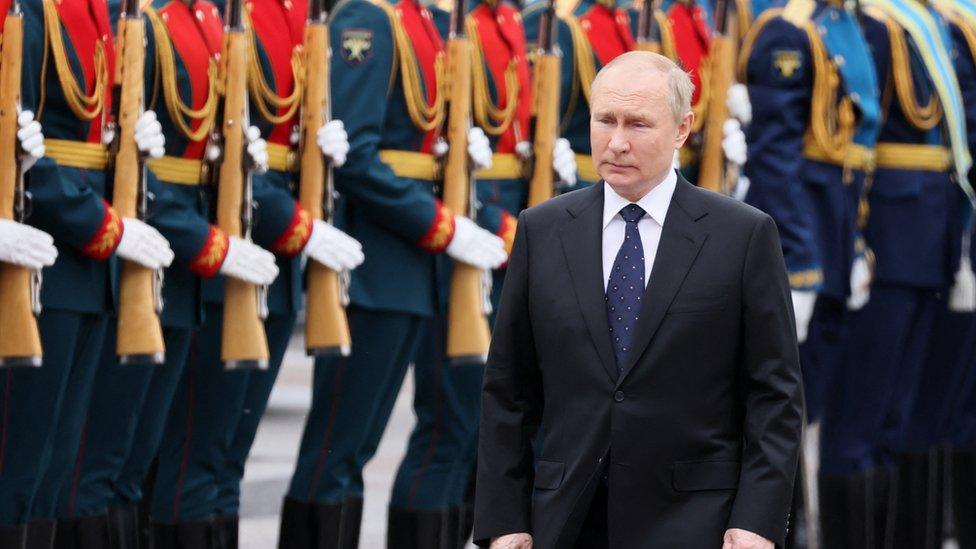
[602,169,678,290]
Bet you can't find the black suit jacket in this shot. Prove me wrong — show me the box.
[473,178,804,548]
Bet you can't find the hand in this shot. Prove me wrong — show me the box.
[219,236,279,285]
[490,533,533,549]
[0,219,57,269]
[117,217,174,269]
[468,126,493,171]
[245,125,269,174]
[17,110,44,172]
[726,83,752,125]
[446,216,507,270]
[847,254,872,311]
[134,111,166,160]
[552,137,577,186]
[305,219,364,271]
[722,528,773,549]
[791,290,817,344]
[722,119,747,167]
[317,119,350,168]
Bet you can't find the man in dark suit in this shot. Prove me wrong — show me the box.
[473,51,804,549]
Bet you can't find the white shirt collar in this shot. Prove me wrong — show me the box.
[602,168,678,230]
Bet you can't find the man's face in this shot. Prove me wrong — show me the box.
[590,70,693,198]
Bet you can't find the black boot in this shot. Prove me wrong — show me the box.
[278,497,340,549]
[107,505,139,549]
[212,516,237,549]
[891,452,944,549]
[456,503,473,549]
[51,519,76,549]
[819,472,887,549]
[0,523,26,549]
[73,515,110,549]
[25,519,57,549]
[438,508,458,549]
[151,522,176,549]
[953,449,976,549]
[174,520,216,549]
[338,498,362,549]
[386,508,416,549]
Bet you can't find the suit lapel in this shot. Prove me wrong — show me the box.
[617,179,709,385]
[560,183,618,383]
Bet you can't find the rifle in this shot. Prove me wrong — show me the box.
[527,0,560,207]
[635,0,662,52]
[0,0,42,367]
[299,0,351,356]
[216,0,270,369]
[112,0,166,364]
[443,0,491,362]
[696,0,738,193]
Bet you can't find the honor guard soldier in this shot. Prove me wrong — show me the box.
[899,1,976,546]
[381,1,576,545]
[0,0,174,545]
[280,0,508,544]
[144,0,361,544]
[819,0,973,545]
[48,0,283,546]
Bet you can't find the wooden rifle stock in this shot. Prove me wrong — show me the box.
[113,0,166,364]
[0,0,42,367]
[300,0,350,357]
[697,0,738,193]
[443,1,490,362]
[217,0,270,369]
[527,0,560,207]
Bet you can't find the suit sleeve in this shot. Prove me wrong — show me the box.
[330,1,456,252]
[727,214,805,546]
[473,210,543,545]
[742,17,823,291]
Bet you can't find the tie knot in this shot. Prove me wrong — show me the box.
[619,204,646,224]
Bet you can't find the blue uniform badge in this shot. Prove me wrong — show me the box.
[341,28,373,65]
[773,48,802,78]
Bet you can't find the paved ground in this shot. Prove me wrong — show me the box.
[237,332,473,549]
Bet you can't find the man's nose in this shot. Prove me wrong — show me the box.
[608,127,629,154]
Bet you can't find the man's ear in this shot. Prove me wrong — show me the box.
[674,111,694,149]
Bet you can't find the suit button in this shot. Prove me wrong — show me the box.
[614,391,625,402]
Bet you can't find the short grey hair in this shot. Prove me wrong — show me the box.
[591,51,695,124]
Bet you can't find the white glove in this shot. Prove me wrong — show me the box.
[732,176,751,202]
[219,236,279,285]
[467,127,493,171]
[552,138,577,186]
[722,119,747,167]
[446,216,507,270]
[17,110,44,173]
[305,219,364,271]
[134,111,166,159]
[791,290,817,344]
[847,255,872,311]
[0,218,57,270]
[317,119,350,168]
[726,83,752,125]
[246,125,269,174]
[117,217,174,269]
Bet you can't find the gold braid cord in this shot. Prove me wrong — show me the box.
[245,9,305,125]
[40,0,108,121]
[145,7,219,141]
[565,16,597,104]
[468,17,519,136]
[690,56,709,132]
[801,20,856,164]
[885,15,942,131]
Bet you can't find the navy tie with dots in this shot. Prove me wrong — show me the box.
[606,204,647,372]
